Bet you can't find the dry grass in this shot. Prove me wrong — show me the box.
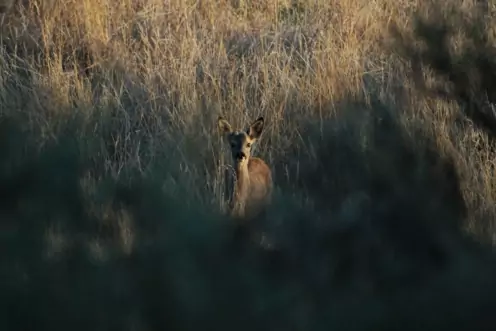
[0,0,395,197]
[3,0,496,329]
[0,0,464,199]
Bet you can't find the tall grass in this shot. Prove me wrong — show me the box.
[2,0,496,330]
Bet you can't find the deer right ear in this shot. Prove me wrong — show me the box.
[218,116,232,135]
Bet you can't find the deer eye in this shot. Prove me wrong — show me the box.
[246,143,251,148]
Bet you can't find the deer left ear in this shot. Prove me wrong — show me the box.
[247,117,264,139]
[218,116,233,136]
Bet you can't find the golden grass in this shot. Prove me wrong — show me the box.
[1,0,496,237]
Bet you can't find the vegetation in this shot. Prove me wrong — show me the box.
[2,0,496,330]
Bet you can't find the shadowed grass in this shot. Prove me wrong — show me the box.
[2,94,496,331]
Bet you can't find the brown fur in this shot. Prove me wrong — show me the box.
[218,116,273,221]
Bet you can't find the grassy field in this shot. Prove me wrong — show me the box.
[2,0,496,330]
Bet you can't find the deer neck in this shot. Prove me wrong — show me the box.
[231,160,250,217]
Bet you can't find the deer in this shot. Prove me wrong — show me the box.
[217,116,273,225]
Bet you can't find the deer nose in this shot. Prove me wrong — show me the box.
[236,152,246,160]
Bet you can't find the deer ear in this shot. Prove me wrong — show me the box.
[248,117,264,139]
[218,116,232,135]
